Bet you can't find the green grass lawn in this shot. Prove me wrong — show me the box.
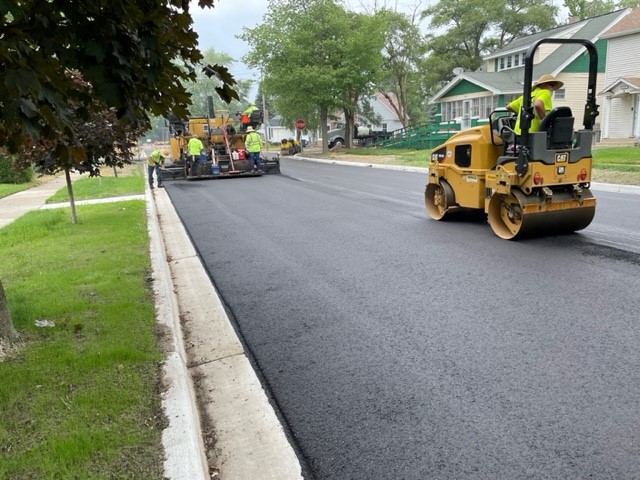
[0,165,164,479]
[0,181,40,199]
[331,146,640,184]
[47,164,145,203]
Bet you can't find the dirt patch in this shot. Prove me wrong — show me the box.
[592,169,640,185]
[0,338,21,362]
[301,150,399,165]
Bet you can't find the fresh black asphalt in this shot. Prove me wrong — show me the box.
[165,158,640,479]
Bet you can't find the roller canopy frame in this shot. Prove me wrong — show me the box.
[517,39,599,177]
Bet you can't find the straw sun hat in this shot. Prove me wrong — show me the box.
[246,126,254,132]
[532,74,564,90]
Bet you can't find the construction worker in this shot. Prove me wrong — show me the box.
[147,149,167,189]
[244,126,263,172]
[243,102,259,117]
[243,102,260,131]
[238,111,250,132]
[187,136,204,175]
[507,73,564,135]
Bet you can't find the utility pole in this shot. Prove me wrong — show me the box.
[261,70,269,150]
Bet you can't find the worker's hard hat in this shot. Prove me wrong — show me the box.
[246,126,254,132]
[533,74,564,90]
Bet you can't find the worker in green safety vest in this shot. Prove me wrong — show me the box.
[187,136,204,175]
[147,149,167,189]
[244,126,263,172]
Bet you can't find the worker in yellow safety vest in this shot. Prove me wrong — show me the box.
[244,126,263,172]
[187,136,204,175]
[147,149,167,189]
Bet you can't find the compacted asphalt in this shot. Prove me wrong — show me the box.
[165,158,640,479]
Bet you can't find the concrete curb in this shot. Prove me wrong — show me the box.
[151,186,303,479]
[295,154,428,174]
[147,188,210,480]
[590,182,640,195]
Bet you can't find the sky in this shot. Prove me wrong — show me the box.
[190,1,436,89]
[191,1,267,85]
[191,0,569,96]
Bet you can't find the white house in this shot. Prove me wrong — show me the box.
[328,91,406,133]
[599,7,640,142]
[430,10,630,134]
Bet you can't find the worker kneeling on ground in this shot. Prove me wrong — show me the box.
[244,126,263,173]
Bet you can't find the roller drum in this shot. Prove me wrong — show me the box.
[425,181,455,220]
[487,188,596,240]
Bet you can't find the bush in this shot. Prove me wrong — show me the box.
[0,154,33,184]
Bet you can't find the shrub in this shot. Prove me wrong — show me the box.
[0,153,33,184]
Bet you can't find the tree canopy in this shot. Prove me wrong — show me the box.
[242,0,387,149]
[0,0,236,159]
[186,49,252,118]
[376,8,428,126]
[420,0,558,94]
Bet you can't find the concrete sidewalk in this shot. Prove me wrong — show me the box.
[0,174,304,480]
[0,175,72,228]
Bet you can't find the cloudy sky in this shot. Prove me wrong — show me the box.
[191,0,569,90]
[190,1,435,86]
[191,0,268,84]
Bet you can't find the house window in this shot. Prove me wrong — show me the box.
[479,96,495,118]
[514,54,519,67]
[499,58,505,70]
[507,56,512,68]
[504,94,518,106]
[441,101,465,122]
[472,98,480,117]
[554,88,566,100]
[382,123,388,132]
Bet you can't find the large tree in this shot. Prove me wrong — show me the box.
[242,0,386,150]
[564,0,618,19]
[0,0,237,155]
[420,0,557,95]
[375,8,428,126]
[0,0,237,342]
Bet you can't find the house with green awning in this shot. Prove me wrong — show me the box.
[429,9,630,136]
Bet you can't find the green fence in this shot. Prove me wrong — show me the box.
[373,119,490,150]
[376,122,461,150]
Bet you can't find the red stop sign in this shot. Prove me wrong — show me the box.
[295,119,306,130]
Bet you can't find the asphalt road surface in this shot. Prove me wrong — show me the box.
[165,158,640,480]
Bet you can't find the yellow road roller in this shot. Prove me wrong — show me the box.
[425,38,599,239]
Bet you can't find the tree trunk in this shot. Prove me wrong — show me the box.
[65,168,77,225]
[0,279,19,343]
[343,107,353,149]
[320,106,329,154]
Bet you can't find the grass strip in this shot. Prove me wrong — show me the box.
[47,164,145,203]
[0,181,41,200]
[330,146,640,183]
[0,179,164,478]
